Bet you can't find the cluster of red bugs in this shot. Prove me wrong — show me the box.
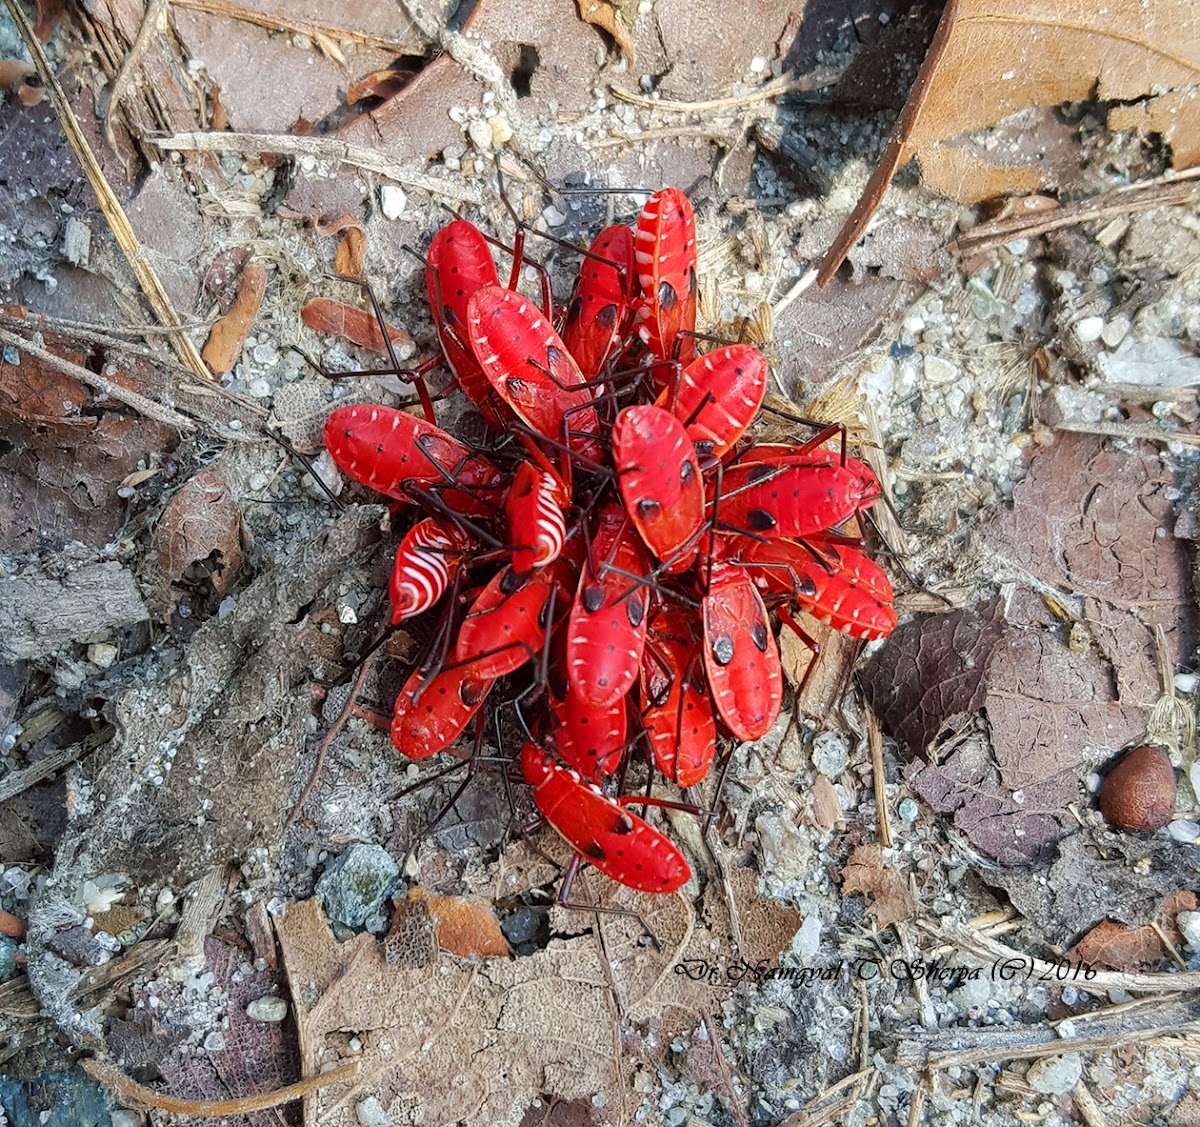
[320,187,897,898]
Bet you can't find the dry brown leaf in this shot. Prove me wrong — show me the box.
[1070,918,1164,970]
[300,297,412,353]
[155,460,243,597]
[810,774,842,831]
[210,81,228,132]
[201,262,267,376]
[270,380,338,454]
[0,59,35,91]
[575,0,636,64]
[406,885,511,958]
[345,67,417,105]
[840,843,913,930]
[275,898,623,1127]
[820,0,1200,279]
[335,226,366,278]
[780,621,859,720]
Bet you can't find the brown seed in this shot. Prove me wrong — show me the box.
[1099,744,1176,833]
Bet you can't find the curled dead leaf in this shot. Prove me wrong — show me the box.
[406,886,510,958]
[335,226,366,278]
[300,297,412,353]
[346,67,417,105]
[840,843,914,930]
[1070,918,1164,971]
[575,0,636,65]
[201,262,267,376]
[154,460,244,597]
[820,0,1200,280]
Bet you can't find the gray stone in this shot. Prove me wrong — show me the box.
[316,844,399,928]
[246,995,288,1022]
[1026,1053,1082,1095]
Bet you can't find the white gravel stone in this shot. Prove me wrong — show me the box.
[1072,315,1104,344]
[87,642,118,668]
[380,185,406,220]
[467,118,493,152]
[1026,1053,1082,1095]
[1177,911,1200,952]
[246,995,288,1022]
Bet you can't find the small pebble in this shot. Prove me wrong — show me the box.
[316,844,399,928]
[87,642,118,669]
[380,185,406,220]
[217,596,237,621]
[543,205,567,228]
[1176,911,1200,952]
[356,1096,391,1127]
[489,115,513,147]
[246,995,288,1023]
[1167,819,1199,843]
[811,731,849,777]
[1026,1053,1082,1095]
[467,118,493,152]
[1072,316,1104,344]
[897,797,919,822]
[204,1031,226,1052]
[112,1112,141,1127]
[228,419,242,431]
[249,472,270,492]
[923,354,957,384]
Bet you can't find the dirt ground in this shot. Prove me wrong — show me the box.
[1,1,1200,1125]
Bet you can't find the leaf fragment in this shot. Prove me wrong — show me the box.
[201,262,267,376]
[300,297,412,353]
[575,0,636,65]
[154,460,243,596]
[840,844,914,930]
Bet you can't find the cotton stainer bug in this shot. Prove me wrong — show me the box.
[504,459,570,575]
[549,686,627,780]
[388,517,474,623]
[391,664,495,760]
[466,285,604,464]
[520,741,690,894]
[425,218,511,428]
[452,564,564,681]
[561,224,636,381]
[323,404,504,518]
[665,344,769,459]
[712,456,882,539]
[641,607,716,787]
[633,188,697,370]
[733,535,897,642]
[565,503,650,709]
[702,561,783,741]
[612,404,705,574]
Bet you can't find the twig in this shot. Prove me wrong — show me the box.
[865,702,892,848]
[950,169,1200,258]
[154,131,483,204]
[585,124,745,150]
[2,0,211,381]
[171,0,430,53]
[103,0,169,153]
[82,1057,359,1115]
[1072,1080,1109,1127]
[1054,419,1200,447]
[919,919,1200,994]
[286,656,377,828]
[0,327,198,434]
[609,68,843,114]
[0,727,113,805]
[815,0,960,287]
[770,269,818,320]
[1151,921,1188,972]
[701,1010,749,1127]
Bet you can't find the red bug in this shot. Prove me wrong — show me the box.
[323,403,504,518]
[632,188,697,369]
[549,686,627,780]
[641,607,716,787]
[712,456,881,539]
[388,517,473,623]
[702,561,783,741]
[666,344,769,458]
[612,404,705,574]
[454,563,567,681]
[520,741,690,894]
[466,285,603,463]
[391,664,494,760]
[504,459,569,574]
[565,504,650,709]
[735,536,897,642]
[561,224,636,381]
[425,219,510,428]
